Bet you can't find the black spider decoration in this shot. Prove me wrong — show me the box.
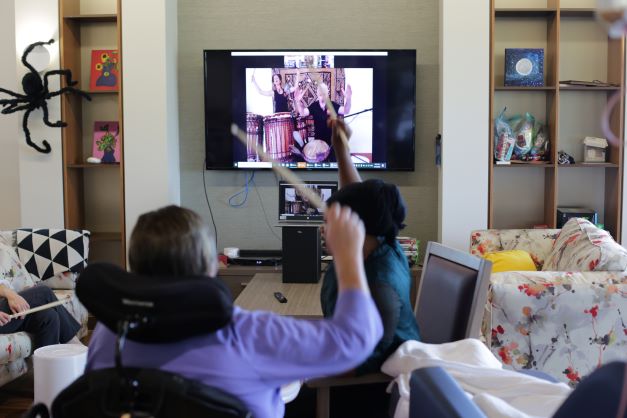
[0,39,91,154]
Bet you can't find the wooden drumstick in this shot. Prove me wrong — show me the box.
[8,295,71,319]
[231,124,325,209]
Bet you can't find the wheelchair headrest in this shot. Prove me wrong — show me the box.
[76,263,233,343]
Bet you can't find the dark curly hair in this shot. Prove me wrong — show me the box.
[326,179,406,243]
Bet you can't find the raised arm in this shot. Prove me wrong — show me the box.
[330,118,362,187]
[251,73,273,97]
[338,84,352,116]
[237,204,382,383]
[294,86,310,117]
[286,68,300,94]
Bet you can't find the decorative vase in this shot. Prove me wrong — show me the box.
[102,148,116,163]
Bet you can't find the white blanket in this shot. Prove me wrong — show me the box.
[381,339,571,418]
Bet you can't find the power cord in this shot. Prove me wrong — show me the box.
[202,158,219,247]
[228,171,255,207]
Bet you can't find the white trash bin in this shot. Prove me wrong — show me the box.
[33,344,88,411]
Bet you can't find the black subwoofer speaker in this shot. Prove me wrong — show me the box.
[281,225,320,283]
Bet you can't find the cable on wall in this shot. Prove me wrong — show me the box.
[228,171,255,207]
[202,158,219,247]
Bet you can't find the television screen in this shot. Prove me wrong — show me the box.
[204,50,416,171]
[278,181,338,222]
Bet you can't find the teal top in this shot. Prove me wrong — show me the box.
[321,240,421,375]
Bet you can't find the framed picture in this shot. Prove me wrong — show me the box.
[89,50,119,91]
[504,48,544,87]
[92,121,120,163]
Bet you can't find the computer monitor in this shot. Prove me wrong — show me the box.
[278,180,338,222]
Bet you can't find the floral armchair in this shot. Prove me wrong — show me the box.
[0,230,89,387]
[470,222,627,387]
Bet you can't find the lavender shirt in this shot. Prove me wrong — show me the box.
[86,289,383,418]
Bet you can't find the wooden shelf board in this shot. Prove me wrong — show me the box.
[495,8,557,17]
[559,85,621,91]
[86,90,119,95]
[494,162,555,168]
[558,163,619,168]
[560,8,595,18]
[67,163,121,169]
[495,86,556,91]
[64,14,117,22]
[90,232,122,242]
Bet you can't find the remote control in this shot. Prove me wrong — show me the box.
[274,292,288,303]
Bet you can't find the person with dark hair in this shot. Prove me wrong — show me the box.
[321,119,421,376]
[252,71,296,113]
[85,204,383,418]
[0,279,81,349]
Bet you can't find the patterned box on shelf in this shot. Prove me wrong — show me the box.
[471,227,627,386]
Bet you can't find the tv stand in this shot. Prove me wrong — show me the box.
[218,263,422,304]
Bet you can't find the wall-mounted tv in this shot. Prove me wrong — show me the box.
[204,50,416,171]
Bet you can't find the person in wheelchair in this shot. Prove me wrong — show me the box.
[84,204,383,418]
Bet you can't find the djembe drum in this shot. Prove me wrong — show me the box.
[264,112,294,162]
[246,113,264,162]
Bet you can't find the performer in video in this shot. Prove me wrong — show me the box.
[294,82,352,162]
[251,71,298,113]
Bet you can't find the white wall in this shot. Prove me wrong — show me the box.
[0,0,21,229]
[122,0,180,243]
[439,0,490,251]
[15,0,65,228]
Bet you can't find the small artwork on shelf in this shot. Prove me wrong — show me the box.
[504,48,544,87]
[89,50,119,91]
[92,121,120,164]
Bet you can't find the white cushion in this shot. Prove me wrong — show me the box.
[543,218,627,272]
[0,241,37,292]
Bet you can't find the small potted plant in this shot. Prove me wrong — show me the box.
[96,130,117,163]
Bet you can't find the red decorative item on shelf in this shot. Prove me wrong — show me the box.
[89,49,119,91]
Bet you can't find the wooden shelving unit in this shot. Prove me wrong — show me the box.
[489,0,625,239]
[59,0,125,267]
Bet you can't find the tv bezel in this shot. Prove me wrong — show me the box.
[203,48,417,172]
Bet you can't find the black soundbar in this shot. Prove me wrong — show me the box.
[238,249,283,258]
[228,257,281,266]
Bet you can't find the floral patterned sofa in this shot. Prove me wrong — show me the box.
[0,230,89,387]
[470,220,627,387]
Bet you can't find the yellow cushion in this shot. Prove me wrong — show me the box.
[483,250,536,273]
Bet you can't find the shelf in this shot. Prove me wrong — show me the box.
[558,163,619,168]
[90,232,122,242]
[495,8,557,17]
[560,9,595,18]
[494,162,555,168]
[63,14,117,22]
[495,86,556,91]
[490,2,625,239]
[66,163,121,169]
[86,90,119,95]
[559,85,621,91]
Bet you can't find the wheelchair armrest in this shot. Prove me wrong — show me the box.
[409,367,486,418]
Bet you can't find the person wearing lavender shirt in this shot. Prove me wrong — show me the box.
[85,204,383,418]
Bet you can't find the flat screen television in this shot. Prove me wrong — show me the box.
[278,180,338,223]
[204,49,416,171]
